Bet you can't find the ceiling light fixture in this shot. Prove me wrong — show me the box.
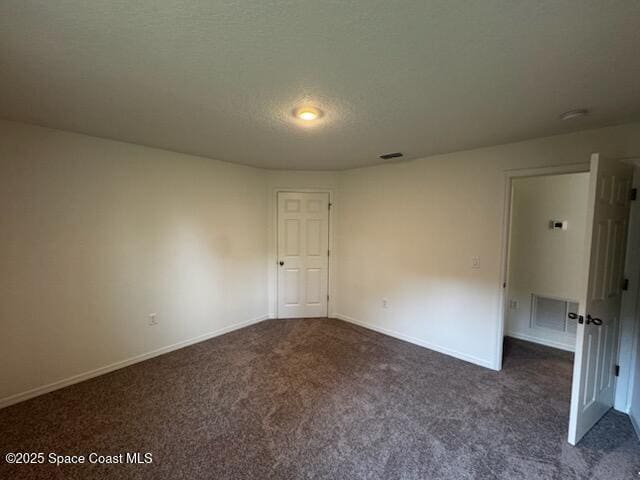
[559,109,589,121]
[294,107,322,121]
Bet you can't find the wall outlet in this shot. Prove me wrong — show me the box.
[471,256,480,269]
[509,300,519,309]
[148,313,158,326]
[382,298,389,309]
[549,220,568,230]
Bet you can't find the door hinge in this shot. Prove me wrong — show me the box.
[328,202,332,210]
[631,188,637,201]
[615,365,620,377]
[622,278,629,291]
[327,249,330,256]
[327,294,330,301]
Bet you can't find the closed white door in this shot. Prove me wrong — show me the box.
[277,192,329,318]
[568,154,633,445]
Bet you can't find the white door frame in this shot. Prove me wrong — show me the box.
[495,162,590,371]
[612,160,640,413]
[271,188,335,319]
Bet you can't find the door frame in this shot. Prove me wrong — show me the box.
[612,160,640,413]
[271,188,335,319]
[495,162,590,371]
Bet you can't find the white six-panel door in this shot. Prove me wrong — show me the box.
[568,154,633,445]
[277,192,329,318]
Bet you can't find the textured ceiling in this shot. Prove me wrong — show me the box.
[2,1,640,170]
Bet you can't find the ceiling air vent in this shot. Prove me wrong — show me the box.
[380,152,403,160]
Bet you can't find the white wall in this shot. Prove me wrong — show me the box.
[3,118,640,408]
[0,120,269,407]
[334,123,640,369]
[505,173,589,351]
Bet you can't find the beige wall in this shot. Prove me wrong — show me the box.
[0,120,269,405]
[506,173,589,350]
[334,123,640,369]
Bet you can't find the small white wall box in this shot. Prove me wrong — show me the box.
[549,220,568,230]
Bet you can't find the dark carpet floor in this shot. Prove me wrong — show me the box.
[1,318,638,479]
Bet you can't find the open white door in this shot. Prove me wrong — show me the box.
[277,192,330,318]
[568,153,634,445]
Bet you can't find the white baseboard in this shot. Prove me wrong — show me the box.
[0,314,270,410]
[627,412,640,439]
[505,331,575,352]
[333,313,495,370]
[630,412,640,441]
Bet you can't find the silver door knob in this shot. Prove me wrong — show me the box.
[586,314,603,326]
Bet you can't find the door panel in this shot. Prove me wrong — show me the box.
[277,192,329,318]
[306,268,322,305]
[306,219,322,256]
[568,154,633,445]
[283,269,300,305]
[284,219,300,256]
[582,332,596,406]
[607,220,625,296]
[284,198,301,212]
[307,199,323,212]
[590,221,607,300]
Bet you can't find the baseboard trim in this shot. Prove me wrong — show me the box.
[630,412,640,441]
[505,331,575,352]
[333,313,494,370]
[0,314,270,410]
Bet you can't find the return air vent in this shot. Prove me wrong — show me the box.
[531,295,578,334]
[379,152,403,160]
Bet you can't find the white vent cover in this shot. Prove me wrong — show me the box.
[531,295,578,334]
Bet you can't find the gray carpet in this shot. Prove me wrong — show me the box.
[0,318,638,479]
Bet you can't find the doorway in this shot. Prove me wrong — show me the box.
[504,172,589,352]
[276,191,330,318]
[499,155,636,445]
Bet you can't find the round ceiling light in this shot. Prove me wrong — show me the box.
[559,109,589,121]
[294,107,322,121]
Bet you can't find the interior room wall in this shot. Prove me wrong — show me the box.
[505,173,590,351]
[0,119,269,407]
[3,118,640,408]
[334,123,640,369]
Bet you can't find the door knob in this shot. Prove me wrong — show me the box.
[279,261,284,266]
[568,312,584,324]
[586,314,603,326]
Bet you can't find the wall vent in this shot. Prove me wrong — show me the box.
[530,294,578,334]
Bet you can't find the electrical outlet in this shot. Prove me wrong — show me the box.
[148,313,158,326]
[471,256,480,269]
[549,220,569,230]
[509,300,519,309]
[382,298,389,309]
